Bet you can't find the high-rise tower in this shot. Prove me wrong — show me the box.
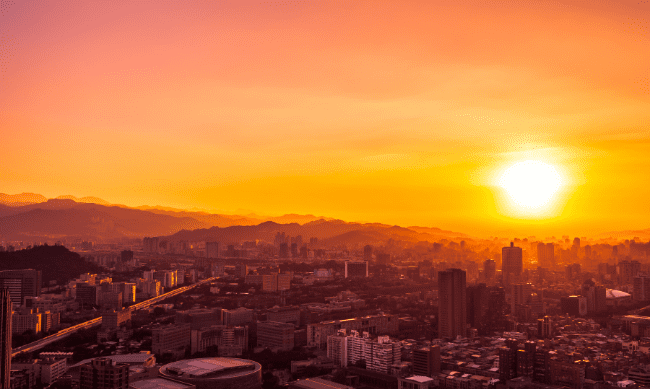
[438,268,466,339]
[0,288,12,389]
[502,242,523,286]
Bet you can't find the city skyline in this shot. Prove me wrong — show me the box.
[1,1,650,238]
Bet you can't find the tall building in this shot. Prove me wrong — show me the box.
[537,243,555,268]
[364,245,373,261]
[511,283,533,315]
[327,330,348,367]
[190,325,248,356]
[483,259,496,283]
[79,357,129,389]
[222,307,254,327]
[308,314,399,348]
[0,289,11,389]
[142,237,159,253]
[0,269,42,307]
[152,324,191,359]
[279,243,289,258]
[502,243,523,286]
[206,241,219,259]
[412,345,440,377]
[346,332,401,374]
[438,269,467,339]
[120,250,134,264]
[257,321,295,351]
[538,316,552,338]
[466,284,489,329]
[345,261,368,278]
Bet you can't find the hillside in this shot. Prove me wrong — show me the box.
[0,245,103,285]
[0,193,47,207]
[164,219,467,247]
[0,199,210,241]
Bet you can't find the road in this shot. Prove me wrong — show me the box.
[11,277,216,357]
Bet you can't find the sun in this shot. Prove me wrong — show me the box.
[498,160,563,211]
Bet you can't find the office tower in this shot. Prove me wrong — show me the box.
[234,264,248,278]
[152,324,192,359]
[566,264,581,280]
[502,243,523,286]
[279,243,289,258]
[190,325,248,356]
[206,242,219,258]
[345,261,368,278]
[364,245,373,261]
[0,269,42,307]
[438,269,467,339]
[483,259,496,282]
[537,243,555,268]
[222,307,254,326]
[511,283,533,314]
[119,250,133,264]
[79,357,129,389]
[0,289,11,389]
[327,331,349,367]
[634,275,650,302]
[560,295,587,317]
[499,346,517,381]
[573,237,580,249]
[142,237,159,253]
[412,345,441,377]
[291,243,298,258]
[466,283,489,329]
[257,321,295,351]
[538,316,552,338]
[619,260,641,284]
[346,332,401,374]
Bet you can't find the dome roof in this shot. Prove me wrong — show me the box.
[606,289,631,299]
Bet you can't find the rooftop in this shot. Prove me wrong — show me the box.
[404,376,434,383]
[129,378,195,389]
[161,357,260,379]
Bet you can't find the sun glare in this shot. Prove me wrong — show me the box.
[498,160,563,212]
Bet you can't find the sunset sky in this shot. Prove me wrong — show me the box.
[1,0,649,237]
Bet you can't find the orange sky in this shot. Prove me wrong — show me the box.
[1,0,649,237]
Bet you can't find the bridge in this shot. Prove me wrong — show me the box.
[11,277,217,357]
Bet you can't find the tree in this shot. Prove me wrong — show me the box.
[262,372,280,389]
[332,369,347,384]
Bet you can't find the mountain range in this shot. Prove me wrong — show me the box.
[0,192,466,245]
[3,192,645,245]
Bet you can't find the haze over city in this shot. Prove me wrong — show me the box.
[4,2,650,389]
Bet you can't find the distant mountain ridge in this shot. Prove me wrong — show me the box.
[0,193,48,207]
[0,192,467,245]
[0,192,333,226]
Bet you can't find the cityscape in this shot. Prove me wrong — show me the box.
[2,1,650,389]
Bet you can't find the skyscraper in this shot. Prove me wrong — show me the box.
[502,242,523,286]
[412,345,441,377]
[0,288,12,389]
[537,243,555,268]
[483,259,496,283]
[364,245,373,261]
[438,268,467,339]
[205,242,219,258]
[0,269,42,307]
